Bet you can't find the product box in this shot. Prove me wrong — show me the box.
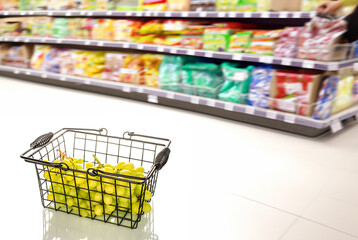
[0,44,34,68]
[270,70,323,116]
[257,0,303,11]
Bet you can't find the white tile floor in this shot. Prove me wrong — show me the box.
[2,75,358,240]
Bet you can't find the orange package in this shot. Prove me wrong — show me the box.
[120,55,145,85]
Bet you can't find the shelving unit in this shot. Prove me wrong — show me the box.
[0,10,316,19]
[1,10,358,137]
[0,36,357,71]
[1,64,357,137]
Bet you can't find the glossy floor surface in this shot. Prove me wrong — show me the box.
[2,76,358,240]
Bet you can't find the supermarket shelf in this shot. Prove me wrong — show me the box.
[1,36,357,71]
[0,64,357,137]
[0,10,316,19]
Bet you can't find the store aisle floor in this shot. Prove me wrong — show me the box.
[2,75,358,240]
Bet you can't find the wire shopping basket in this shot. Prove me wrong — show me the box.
[21,128,171,229]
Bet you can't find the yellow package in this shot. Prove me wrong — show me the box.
[92,19,115,41]
[142,54,164,88]
[30,45,51,70]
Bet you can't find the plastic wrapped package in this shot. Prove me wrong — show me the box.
[229,31,253,53]
[102,53,129,81]
[30,45,52,70]
[331,68,355,114]
[159,56,190,92]
[142,54,164,88]
[271,70,322,116]
[92,19,115,41]
[0,44,33,68]
[114,0,141,10]
[298,16,347,61]
[72,51,106,78]
[141,0,167,11]
[218,63,254,104]
[47,0,77,10]
[167,0,190,11]
[313,74,339,120]
[114,20,143,42]
[31,17,53,37]
[274,27,303,58]
[0,0,19,10]
[52,18,69,38]
[58,49,76,75]
[80,0,96,10]
[248,30,281,56]
[120,55,145,85]
[181,63,224,98]
[190,0,216,11]
[248,66,274,108]
[203,27,233,52]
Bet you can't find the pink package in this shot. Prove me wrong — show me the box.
[274,27,303,58]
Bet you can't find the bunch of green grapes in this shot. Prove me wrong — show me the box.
[44,150,152,218]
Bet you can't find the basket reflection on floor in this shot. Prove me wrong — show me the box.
[21,128,171,229]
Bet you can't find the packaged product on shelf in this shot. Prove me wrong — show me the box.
[78,18,95,39]
[353,76,358,102]
[216,0,239,11]
[218,63,254,104]
[203,27,233,52]
[180,35,203,49]
[190,0,216,11]
[92,19,115,41]
[120,55,145,85]
[114,0,142,10]
[95,0,115,10]
[229,31,253,53]
[114,20,143,42]
[19,0,31,10]
[0,44,33,68]
[142,54,164,88]
[52,18,69,38]
[80,0,96,10]
[271,70,322,116]
[257,0,302,11]
[47,0,77,10]
[158,36,182,46]
[248,66,274,108]
[31,17,53,37]
[331,67,355,114]
[32,0,47,10]
[42,47,63,73]
[236,0,257,11]
[274,27,303,58]
[163,20,190,35]
[313,74,339,120]
[138,20,164,35]
[102,52,129,81]
[58,49,76,75]
[298,16,348,61]
[30,45,52,70]
[181,62,223,98]
[159,55,191,92]
[0,18,28,37]
[72,50,106,78]
[141,0,167,11]
[248,30,281,55]
[0,0,19,10]
[167,0,190,11]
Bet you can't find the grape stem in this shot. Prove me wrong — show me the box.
[93,155,104,169]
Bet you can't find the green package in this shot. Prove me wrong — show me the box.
[203,28,233,52]
[182,63,224,98]
[236,0,257,11]
[52,18,69,38]
[218,62,254,104]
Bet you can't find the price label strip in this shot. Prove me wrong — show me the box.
[330,120,343,134]
[148,95,158,104]
[284,114,296,124]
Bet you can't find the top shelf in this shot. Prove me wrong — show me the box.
[0,10,316,19]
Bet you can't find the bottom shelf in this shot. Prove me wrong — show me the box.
[1,66,357,137]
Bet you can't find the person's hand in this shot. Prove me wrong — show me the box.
[316,1,343,14]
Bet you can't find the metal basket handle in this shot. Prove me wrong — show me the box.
[30,132,54,149]
[154,147,171,170]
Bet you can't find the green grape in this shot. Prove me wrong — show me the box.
[116,186,126,196]
[66,179,75,187]
[119,170,132,176]
[86,162,94,169]
[122,163,135,171]
[143,202,152,213]
[65,186,77,197]
[75,174,86,185]
[96,183,102,192]
[104,195,114,205]
[131,195,138,203]
[104,164,115,170]
[135,166,145,174]
[53,184,64,194]
[131,202,140,215]
[78,189,89,199]
[55,194,65,204]
[134,185,143,196]
[104,184,115,194]
[76,165,83,170]
[44,171,50,180]
[78,181,88,189]
[144,190,152,201]
[93,192,103,202]
[118,199,129,210]
[104,204,115,215]
[88,176,98,189]
[66,197,77,207]
[79,201,90,217]
[93,204,104,216]
[125,187,135,197]
[115,162,126,171]
[76,159,84,164]
[47,193,54,201]
[136,173,145,178]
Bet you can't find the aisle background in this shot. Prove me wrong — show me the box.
[2,76,358,240]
